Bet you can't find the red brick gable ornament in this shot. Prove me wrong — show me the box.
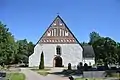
[39,15,79,44]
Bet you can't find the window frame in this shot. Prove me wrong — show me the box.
[56,46,61,55]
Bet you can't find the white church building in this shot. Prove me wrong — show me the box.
[29,15,95,67]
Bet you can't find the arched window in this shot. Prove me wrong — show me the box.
[56,46,61,55]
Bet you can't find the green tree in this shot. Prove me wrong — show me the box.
[39,51,44,69]
[81,42,88,46]
[116,42,120,65]
[92,36,117,65]
[15,39,28,64]
[88,31,119,65]
[15,40,34,64]
[103,37,117,64]
[0,21,34,65]
[27,42,34,57]
[89,31,101,45]
[0,22,17,65]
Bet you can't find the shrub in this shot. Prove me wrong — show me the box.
[110,67,117,70]
[80,62,83,67]
[97,66,105,71]
[84,63,88,71]
[104,63,109,70]
[39,51,44,69]
[68,63,71,70]
[77,62,83,70]
[77,64,80,70]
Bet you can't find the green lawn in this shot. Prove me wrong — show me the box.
[75,78,103,80]
[31,68,50,76]
[6,73,25,80]
[31,68,51,71]
[37,71,49,76]
[106,72,120,78]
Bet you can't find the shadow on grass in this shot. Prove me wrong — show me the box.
[49,69,120,78]
[105,70,120,78]
[31,68,51,76]
[49,69,83,77]
[31,68,51,71]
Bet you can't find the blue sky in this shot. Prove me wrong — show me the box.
[0,0,120,43]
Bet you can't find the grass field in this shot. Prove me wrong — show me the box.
[31,68,50,76]
[37,71,49,76]
[31,68,51,71]
[6,73,25,80]
[107,72,120,78]
[75,78,103,80]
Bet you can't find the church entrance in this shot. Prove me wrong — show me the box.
[54,56,62,67]
[53,45,63,67]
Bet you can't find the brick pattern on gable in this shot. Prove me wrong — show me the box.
[39,15,77,44]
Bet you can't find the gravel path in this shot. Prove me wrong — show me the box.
[21,68,69,80]
[21,68,44,80]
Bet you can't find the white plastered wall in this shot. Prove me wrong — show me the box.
[29,43,83,67]
[83,58,95,66]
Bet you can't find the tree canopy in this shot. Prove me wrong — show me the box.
[0,22,34,65]
[88,31,120,65]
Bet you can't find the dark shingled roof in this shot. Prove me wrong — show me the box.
[83,45,95,58]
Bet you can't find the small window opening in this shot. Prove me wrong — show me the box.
[56,46,61,55]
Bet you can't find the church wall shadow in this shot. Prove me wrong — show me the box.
[49,68,120,77]
[49,69,83,77]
